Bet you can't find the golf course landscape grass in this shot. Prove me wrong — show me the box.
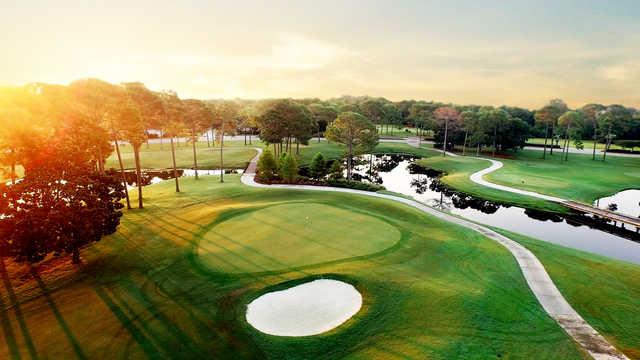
[494,228,640,359]
[105,140,257,171]
[0,175,590,359]
[416,147,640,212]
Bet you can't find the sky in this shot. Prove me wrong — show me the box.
[1,0,639,109]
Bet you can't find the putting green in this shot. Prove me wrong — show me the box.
[196,202,401,273]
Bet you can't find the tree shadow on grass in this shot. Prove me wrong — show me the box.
[30,268,87,360]
[0,258,38,360]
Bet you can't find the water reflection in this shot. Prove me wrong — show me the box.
[350,155,640,264]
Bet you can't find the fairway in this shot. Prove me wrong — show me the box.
[197,202,401,273]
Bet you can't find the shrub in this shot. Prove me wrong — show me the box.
[279,152,299,183]
[309,152,327,179]
[328,160,343,179]
[256,148,278,181]
[325,179,385,192]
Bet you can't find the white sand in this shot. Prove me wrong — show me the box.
[246,279,362,337]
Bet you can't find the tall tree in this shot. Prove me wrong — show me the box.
[535,100,567,159]
[210,100,240,183]
[158,91,185,191]
[599,105,633,161]
[325,112,378,180]
[122,82,161,208]
[308,103,338,142]
[184,99,212,179]
[434,106,460,156]
[558,111,583,161]
[581,104,606,160]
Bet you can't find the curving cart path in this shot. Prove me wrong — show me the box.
[468,158,567,203]
[241,147,627,360]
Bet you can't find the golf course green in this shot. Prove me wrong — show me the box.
[0,175,589,359]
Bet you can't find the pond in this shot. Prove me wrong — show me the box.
[594,189,640,218]
[350,154,640,264]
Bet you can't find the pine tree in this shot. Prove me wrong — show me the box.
[309,152,327,179]
[279,152,299,183]
[256,148,278,181]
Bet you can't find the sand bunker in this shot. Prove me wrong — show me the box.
[246,279,362,336]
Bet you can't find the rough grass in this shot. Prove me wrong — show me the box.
[495,228,640,358]
[0,176,586,359]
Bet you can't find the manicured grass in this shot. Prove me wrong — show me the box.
[527,138,623,151]
[197,202,401,273]
[296,140,437,166]
[416,152,568,213]
[105,140,257,170]
[0,176,586,359]
[495,228,640,359]
[485,150,640,203]
[416,147,640,211]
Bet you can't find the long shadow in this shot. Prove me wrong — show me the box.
[30,269,86,360]
[0,259,38,360]
[91,283,165,359]
[0,284,20,359]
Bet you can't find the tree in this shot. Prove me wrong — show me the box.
[257,99,314,156]
[325,112,378,180]
[158,91,185,191]
[309,152,327,179]
[459,110,478,155]
[308,103,338,142]
[68,78,120,175]
[328,160,343,179]
[360,98,388,134]
[535,99,568,159]
[408,102,439,145]
[434,107,460,156]
[256,148,278,182]
[104,93,137,209]
[122,82,161,208]
[0,105,125,264]
[183,99,212,180]
[581,104,606,160]
[279,152,299,183]
[210,100,240,183]
[558,111,583,161]
[599,105,633,161]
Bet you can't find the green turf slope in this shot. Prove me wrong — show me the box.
[0,176,586,359]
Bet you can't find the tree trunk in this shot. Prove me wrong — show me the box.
[492,125,497,158]
[160,130,164,150]
[542,122,549,159]
[318,123,321,143]
[133,144,144,209]
[369,153,373,177]
[98,146,105,175]
[442,119,448,157]
[296,139,299,155]
[191,128,199,180]
[602,124,612,162]
[347,140,353,181]
[476,142,480,156]
[220,121,225,183]
[72,249,80,264]
[249,131,252,145]
[592,122,597,160]
[170,137,180,192]
[549,121,555,155]
[114,138,131,209]
[563,123,571,161]
[462,130,468,156]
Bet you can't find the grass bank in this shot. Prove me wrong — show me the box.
[495,228,640,358]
